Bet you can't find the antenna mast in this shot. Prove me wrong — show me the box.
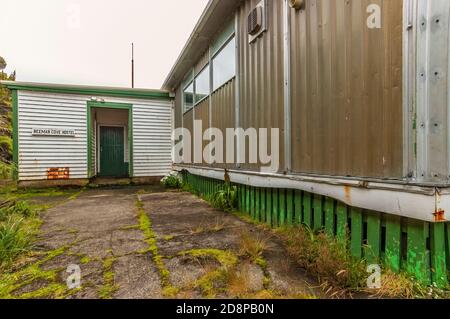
[131,43,135,88]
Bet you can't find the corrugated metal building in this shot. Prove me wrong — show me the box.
[163,0,450,223]
[1,81,173,186]
[163,0,450,285]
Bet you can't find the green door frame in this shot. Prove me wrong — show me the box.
[87,101,133,178]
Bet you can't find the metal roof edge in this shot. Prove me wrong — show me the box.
[161,0,242,91]
[0,81,173,101]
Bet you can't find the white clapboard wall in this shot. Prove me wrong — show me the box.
[17,91,173,181]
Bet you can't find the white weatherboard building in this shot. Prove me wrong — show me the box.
[1,81,174,186]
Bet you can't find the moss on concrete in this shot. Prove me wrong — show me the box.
[0,245,72,299]
[179,249,238,269]
[98,255,118,299]
[136,198,177,297]
[178,249,239,298]
[80,255,91,265]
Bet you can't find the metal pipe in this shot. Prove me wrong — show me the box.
[235,12,241,169]
[283,0,292,173]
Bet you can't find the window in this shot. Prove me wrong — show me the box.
[194,65,210,104]
[212,36,236,91]
[183,82,194,112]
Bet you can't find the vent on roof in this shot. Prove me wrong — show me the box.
[248,0,267,43]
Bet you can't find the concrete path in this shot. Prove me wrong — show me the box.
[8,186,320,299]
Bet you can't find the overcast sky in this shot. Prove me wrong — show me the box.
[0,0,208,89]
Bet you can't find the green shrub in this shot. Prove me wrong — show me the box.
[210,183,237,212]
[0,136,12,154]
[0,217,31,265]
[161,174,182,189]
[0,162,12,180]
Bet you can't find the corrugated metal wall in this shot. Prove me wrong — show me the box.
[237,0,285,172]
[211,78,236,168]
[17,91,173,180]
[195,50,210,75]
[174,0,405,180]
[415,0,450,183]
[290,0,403,178]
[183,109,194,164]
[132,99,173,177]
[17,91,88,180]
[91,112,96,175]
[194,98,210,166]
[174,86,183,131]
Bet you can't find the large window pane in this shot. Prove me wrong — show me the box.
[195,65,210,103]
[183,82,194,112]
[212,37,236,91]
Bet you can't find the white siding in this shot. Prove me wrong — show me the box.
[18,91,88,180]
[133,100,173,177]
[17,90,173,181]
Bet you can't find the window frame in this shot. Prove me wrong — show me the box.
[183,80,194,114]
[211,34,236,94]
[182,22,237,114]
[193,63,211,107]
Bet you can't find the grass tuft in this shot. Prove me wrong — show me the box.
[280,226,367,293]
[0,201,34,222]
[0,217,31,265]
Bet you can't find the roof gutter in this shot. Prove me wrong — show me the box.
[1,81,173,100]
[162,0,243,91]
[162,0,219,91]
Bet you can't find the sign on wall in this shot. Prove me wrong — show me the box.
[32,128,76,137]
[47,167,70,180]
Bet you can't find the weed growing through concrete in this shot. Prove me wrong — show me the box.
[0,186,87,299]
[189,218,225,235]
[98,254,118,299]
[178,249,239,298]
[0,245,77,299]
[135,197,179,297]
[80,255,91,265]
[163,235,174,241]
[237,231,271,289]
[0,187,85,268]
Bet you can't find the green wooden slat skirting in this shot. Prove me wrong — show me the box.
[303,192,312,228]
[294,190,302,226]
[266,189,272,227]
[255,188,261,222]
[366,212,382,264]
[279,189,286,226]
[182,171,450,288]
[260,189,267,224]
[313,194,323,231]
[286,190,294,226]
[385,215,402,273]
[351,208,363,258]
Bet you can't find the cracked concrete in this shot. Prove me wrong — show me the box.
[8,185,321,299]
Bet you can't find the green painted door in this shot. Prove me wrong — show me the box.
[99,126,128,177]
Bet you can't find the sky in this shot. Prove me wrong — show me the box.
[0,0,209,89]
